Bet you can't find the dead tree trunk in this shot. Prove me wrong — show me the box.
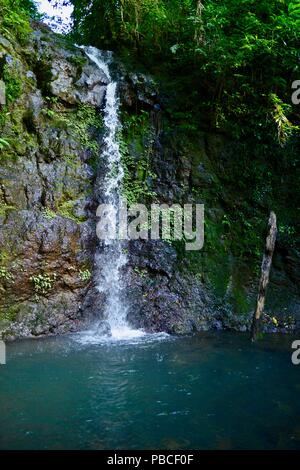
[194,1,204,45]
[251,211,277,341]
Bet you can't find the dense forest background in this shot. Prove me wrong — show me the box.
[2,0,299,140]
[69,0,300,140]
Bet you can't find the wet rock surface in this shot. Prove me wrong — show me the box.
[0,23,299,339]
[118,59,300,335]
[0,25,101,339]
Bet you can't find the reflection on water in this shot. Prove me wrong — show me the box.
[0,331,299,450]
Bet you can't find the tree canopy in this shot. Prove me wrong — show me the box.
[67,0,300,141]
[1,0,299,141]
[0,0,40,42]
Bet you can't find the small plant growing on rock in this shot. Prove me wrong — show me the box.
[30,273,57,295]
[133,267,147,279]
[0,267,15,283]
[57,199,87,224]
[0,202,16,217]
[0,137,10,150]
[42,108,56,119]
[43,208,57,220]
[3,64,22,104]
[79,270,92,282]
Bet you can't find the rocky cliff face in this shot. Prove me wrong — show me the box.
[0,25,104,338]
[0,23,299,340]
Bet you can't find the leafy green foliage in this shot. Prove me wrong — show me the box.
[119,111,157,205]
[0,202,15,216]
[0,266,15,283]
[0,0,40,43]
[0,1,37,129]
[70,0,299,143]
[0,64,23,132]
[48,103,103,154]
[2,64,23,104]
[0,137,10,150]
[56,198,87,223]
[30,273,57,295]
[269,93,299,146]
[43,208,57,220]
[79,269,92,282]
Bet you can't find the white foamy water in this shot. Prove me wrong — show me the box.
[80,46,144,341]
[74,328,169,346]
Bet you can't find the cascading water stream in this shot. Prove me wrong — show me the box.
[81,46,144,341]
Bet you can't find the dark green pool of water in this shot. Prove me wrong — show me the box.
[0,331,299,450]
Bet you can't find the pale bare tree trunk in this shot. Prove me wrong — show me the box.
[194,0,204,45]
[134,2,140,42]
[120,0,124,23]
[251,212,277,341]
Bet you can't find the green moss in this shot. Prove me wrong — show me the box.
[120,111,157,205]
[62,153,79,170]
[65,104,103,152]
[0,64,23,129]
[0,101,31,158]
[0,303,21,322]
[0,250,11,265]
[0,2,33,44]
[43,208,57,220]
[57,198,87,224]
[231,283,251,314]
[3,64,23,104]
[43,104,103,172]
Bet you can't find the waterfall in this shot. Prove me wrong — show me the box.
[82,47,143,340]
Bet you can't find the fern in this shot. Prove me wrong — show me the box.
[0,137,10,150]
